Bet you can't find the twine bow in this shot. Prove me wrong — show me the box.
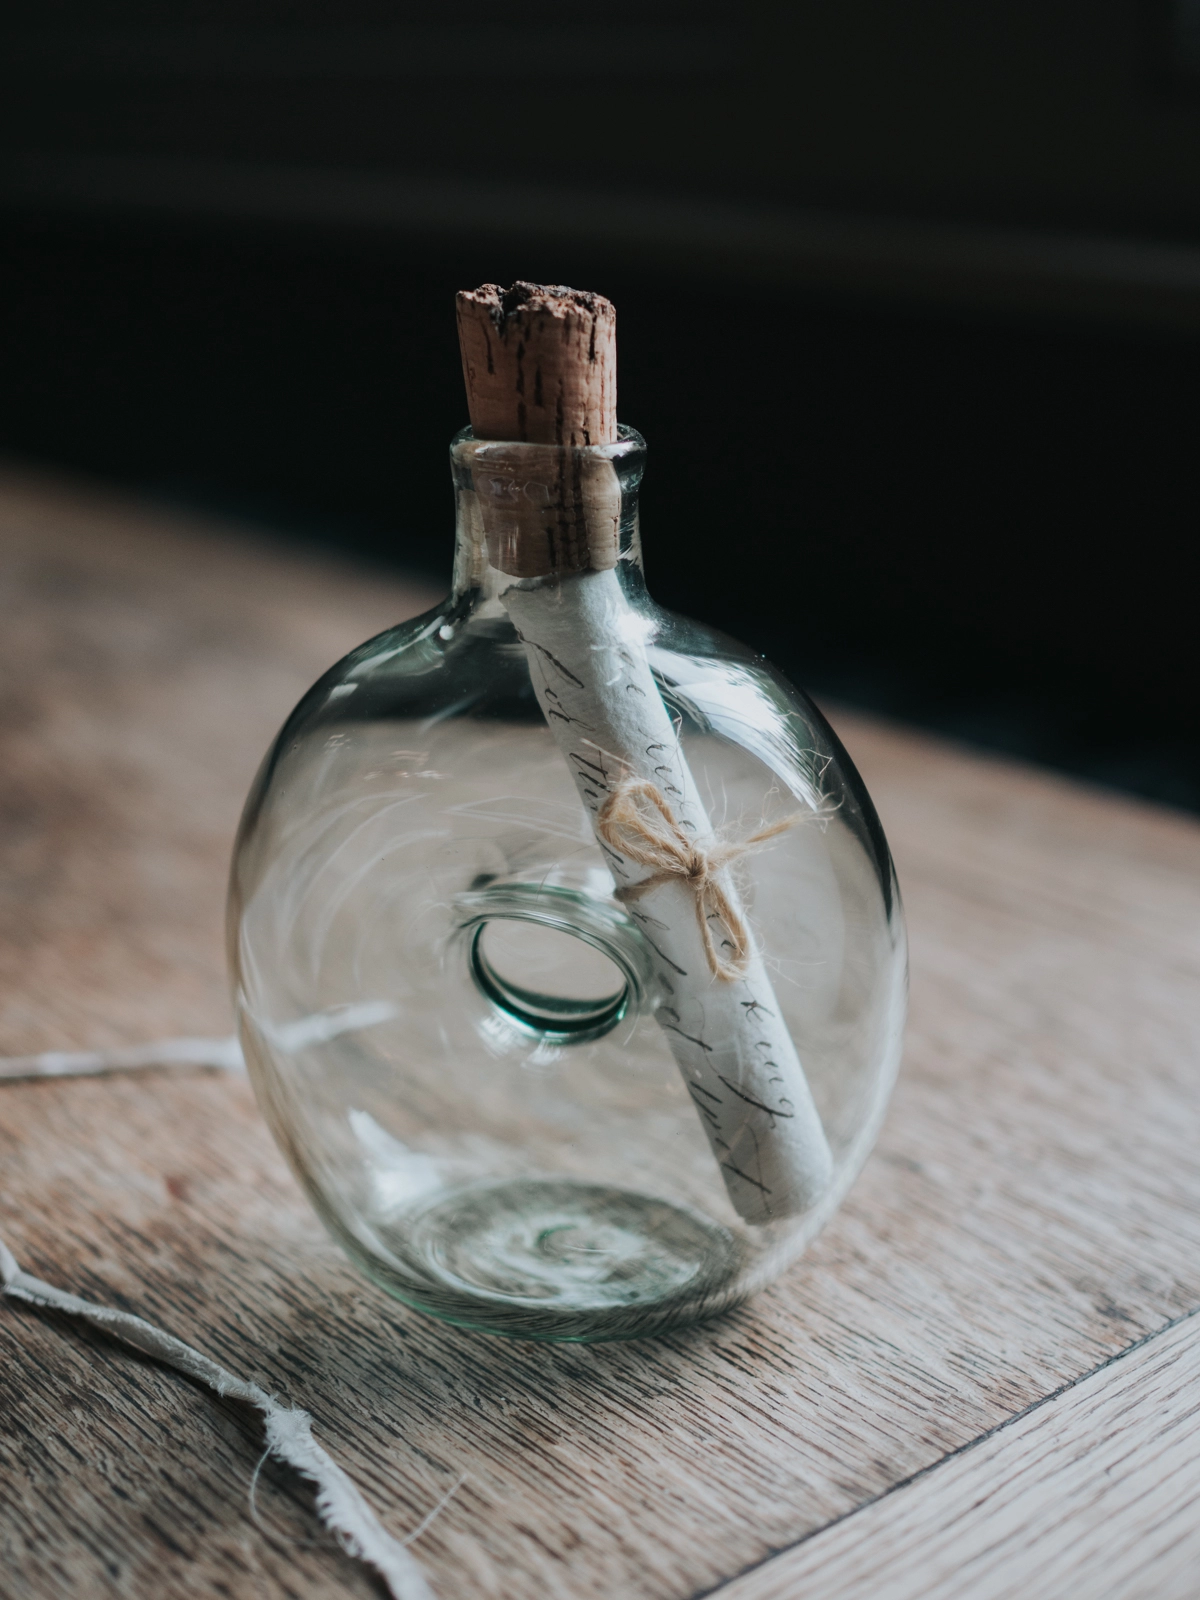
[597,777,798,982]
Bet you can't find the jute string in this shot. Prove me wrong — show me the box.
[597,777,799,982]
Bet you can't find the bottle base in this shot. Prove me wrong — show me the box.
[360,1177,745,1341]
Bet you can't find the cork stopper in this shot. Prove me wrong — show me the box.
[455,282,623,579]
[456,283,617,446]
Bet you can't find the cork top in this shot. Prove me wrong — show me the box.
[456,282,617,447]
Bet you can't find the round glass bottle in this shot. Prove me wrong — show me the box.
[228,427,907,1341]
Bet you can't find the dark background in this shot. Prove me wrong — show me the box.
[3,2,1199,808]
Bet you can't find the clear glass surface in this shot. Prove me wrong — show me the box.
[228,428,907,1341]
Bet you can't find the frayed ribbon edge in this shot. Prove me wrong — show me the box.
[0,1232,435,1600]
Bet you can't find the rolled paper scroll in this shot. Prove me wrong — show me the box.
[457,284,832,1223]
[500,572,832,1221]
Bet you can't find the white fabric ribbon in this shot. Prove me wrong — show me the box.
[0,1035,244,1082]
[0,1002,398,1083]
[0,1232,436,1599]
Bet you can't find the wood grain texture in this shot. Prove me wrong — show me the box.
[720,1309,1200,1600]
[2,461,1200,1598]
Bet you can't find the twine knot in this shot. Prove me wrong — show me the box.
[597,777,799,982]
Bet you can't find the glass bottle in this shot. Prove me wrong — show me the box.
[228,426,907,1342]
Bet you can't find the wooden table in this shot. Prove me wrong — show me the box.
[2,465,1199,1600]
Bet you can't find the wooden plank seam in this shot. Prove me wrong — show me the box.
[701,1303,1200,1599]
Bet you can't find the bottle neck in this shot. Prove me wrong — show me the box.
[449,426,646,603]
